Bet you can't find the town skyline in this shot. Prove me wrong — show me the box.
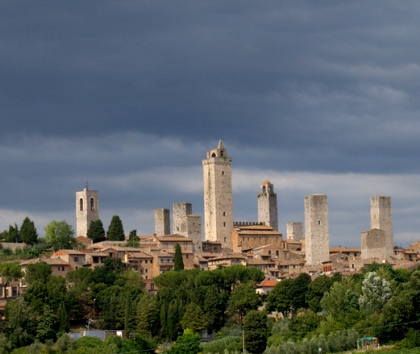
[1,2,420,248]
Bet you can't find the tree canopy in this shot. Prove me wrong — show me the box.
[107,215,125,241]
[44,220,76,251]
[20,217,38,245]
[174,243,184,271]
[87,219,106,243]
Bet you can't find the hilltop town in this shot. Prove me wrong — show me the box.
[1,140,418,301]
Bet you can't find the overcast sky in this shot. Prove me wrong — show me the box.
[1,1,419,248]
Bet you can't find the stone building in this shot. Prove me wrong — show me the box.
[258,180,278,231]
[154,208,170,236]
[370,196,394,259]
[304,194,329,266]
[173,202,192,233]
[76,187,99,237]
[286,222,303,241]
[361,228,388,260]
[180,214,202,252]
[232,224,282,256]
[203,140,233,249]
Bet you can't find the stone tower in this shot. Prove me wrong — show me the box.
[181,214,202,252]
[370,196,394,258]
[287,222,303,241]
[173,202,192,233]
[304,194,329,265]
[258,180,278,231]
[154,208,170,236]
[203,140,233,249]
[76,187,99,237]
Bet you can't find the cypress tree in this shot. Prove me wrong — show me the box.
[107,215,125,241]
[87,220,106,243]
[20,217,38,245]
[174,243,184,271]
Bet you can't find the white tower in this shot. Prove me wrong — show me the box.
[304,194,329,266]
[203,140,233,249]
[258,180,278,231]
[76,186,99,237]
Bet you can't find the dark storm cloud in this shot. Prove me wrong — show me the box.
[1,1,420,245]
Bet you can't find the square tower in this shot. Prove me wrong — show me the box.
[203,140,233,249]
[304,194,329,266]
[370,196,394,259]
[287,222,303,241]
[173,202,192,233]
[181,214,202,252]
[258,180,278,231]
[76,187,99,237]
[154,208,170,236]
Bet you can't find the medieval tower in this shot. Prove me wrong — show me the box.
[203,140,233,249]
[304,194,329,265]
[154,208,170,236]
[76,187,99,237]
[257,180,278,231]
[173,202,192,234]
[369,195,394,258]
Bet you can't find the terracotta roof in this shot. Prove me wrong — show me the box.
[259,279,277,287]
[21,258,70,266]
[157,234,193,242]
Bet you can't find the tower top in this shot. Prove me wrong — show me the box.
[206,140,229,159]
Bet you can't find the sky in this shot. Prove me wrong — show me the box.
[1,1,420,248]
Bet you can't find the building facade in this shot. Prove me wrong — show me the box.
[257,180,278,231]
[154,208,170,236]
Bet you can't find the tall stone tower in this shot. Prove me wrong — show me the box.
[287,222,303,241]
[304,194,329,265]
[258,180,278,231]
[173,202,192,233]
[203,140,233,249]
[154,208,170,236]
[181,214,202,252]
[76,187,99,237]
[370,196,394,258]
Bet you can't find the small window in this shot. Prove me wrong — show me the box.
[79,198,84,211]
[318,220,321,225]
[223,222,226,227]
[223,212,226,216]
[74,257,79,262]
[90,198,95,211]
[222,171,225,176]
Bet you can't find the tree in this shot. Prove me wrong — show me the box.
[126,229,140,248]
[107,215,125,241]
[266,278,295,317]
[291,272,311,311]
[5,223,20,243]
[174,243,184,271]
[243,310,268,354]
[228,282,261,324]
[44,220,76,251]
[320,277,359,318]
[167,329,201,354]
[87,219,106,243]
[359,271,392,314]
[20,217,38,245]
[306,274,333,312]
[137,295,160,338]
[181,302,208,332]
[24,261,52,286]
[0,262,22,299]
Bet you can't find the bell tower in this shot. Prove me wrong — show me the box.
[76,184,99,237]
[258,180,278,231]
[203,140,233,249]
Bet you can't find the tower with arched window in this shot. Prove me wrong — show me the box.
[258,180,278,231]
[202,140,233,249]
[76,186,99,237]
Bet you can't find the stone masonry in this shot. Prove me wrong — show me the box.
[304,194,329,266]
[258,180,278,231]
[370,196,394,259]
[287,222,303,241]
[361,228,388,260]
[173,202,192,234]
[154,208,170,236]
[181,214,202,252]
[203,140,233,249]
[76,188,99,237]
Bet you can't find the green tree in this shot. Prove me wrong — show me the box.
[24,261,52,286]
[44,220,76,251]
[291,272,311,311]
[174,243,184,271]
[243,310,268,354]
[107,215,125,241]
[5,298,37,347]
[359,271,392,314]
[87,219,106,243]
[57,301,70,333]
[126,229,140,247]
[306,274,333,313]
[167,329,201,354]
[0,262,22,300]
[321,277,359,319]
[137,294,160,338]
[228,282,261,324]
[5,223,20,243]
[181,302,208,332]
[266,278,295,317]
[20,217,38,245]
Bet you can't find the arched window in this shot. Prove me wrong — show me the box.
[79,198,84,211]
[262,186,266,193]
[211,153,216,157]
[90,198,95,211]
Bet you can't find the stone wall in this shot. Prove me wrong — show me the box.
[154,208,170,236]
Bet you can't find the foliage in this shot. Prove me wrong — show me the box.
[174,243,184,271]
[0,262,22,281]
[24,262,52,286]
[5,224,20,243]
[266,278,295,316]
[321,277,359,319]
[227,282,261,324]
[306,274,333,313]
[126,230,139,247]
[200,335,241,354]
[167,329,201,354]
[44,220,76,251]
[243,309,267,354]
[137,294,160,338]
[359,271,392,314]
[87,219,106,243]
[181,302,208,332]
[107,215,125,241]
[20,218,38,245]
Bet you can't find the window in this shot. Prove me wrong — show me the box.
[79,198,83,211]
[223,212,226,216]
[186,254,189,259]
[223,222,226,227]
[222,171,225,175]
[90,197,95,211]
[145,260,147,264]
[74,257,79,262]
